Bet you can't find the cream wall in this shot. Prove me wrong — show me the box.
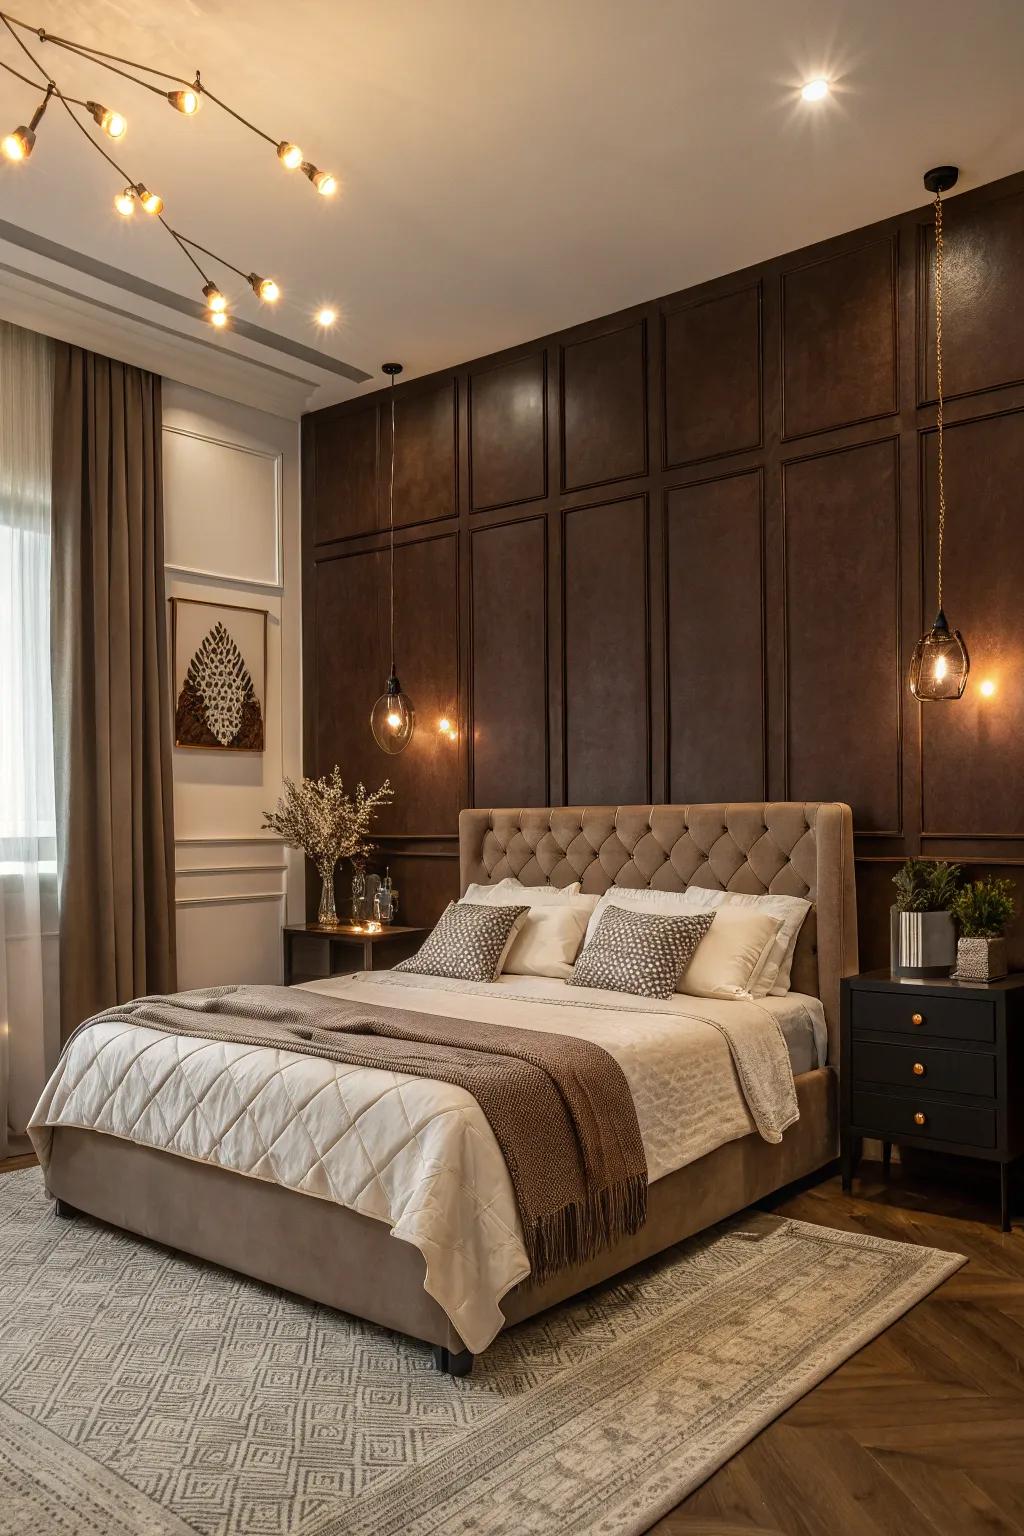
[162,380,303,988]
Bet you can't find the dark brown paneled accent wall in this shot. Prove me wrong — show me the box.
[302,170,1024,965]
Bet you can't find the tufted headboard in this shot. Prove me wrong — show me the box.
[458,803,858,1065]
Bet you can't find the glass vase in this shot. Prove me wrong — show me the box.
[317,865,339,927]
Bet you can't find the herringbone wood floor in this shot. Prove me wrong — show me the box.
[657,1159,1024,1536]
[4,1152,1019,1534]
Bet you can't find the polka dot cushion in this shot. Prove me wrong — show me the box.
[569,905,715,999]
[394,901,530,982]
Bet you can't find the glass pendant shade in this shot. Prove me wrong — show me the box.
[909,609,970,701]
[370,673,415,754]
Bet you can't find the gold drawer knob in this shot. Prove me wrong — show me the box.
[913,1062,926,1077]
[911,1012,925,1026]
[914,1111,927,1126]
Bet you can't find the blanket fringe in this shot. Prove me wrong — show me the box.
[528,1174,648,1284]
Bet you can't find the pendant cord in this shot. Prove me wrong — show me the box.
[388,378,397,676]
[934,189,945,614]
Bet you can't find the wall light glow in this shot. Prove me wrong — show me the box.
[979,679,996,697]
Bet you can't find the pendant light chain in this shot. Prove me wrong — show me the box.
[388,377,397,675]
[934,189,945,613]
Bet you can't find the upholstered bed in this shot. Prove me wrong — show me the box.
[33,802,857,1372]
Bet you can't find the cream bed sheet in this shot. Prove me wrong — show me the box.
[29,972,820,1352]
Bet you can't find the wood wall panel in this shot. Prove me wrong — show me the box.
[384,379,457,527]
[665,472,764,801]
[663,285,761,466]
[302,168,1024,931]
[470,353,546,510]
[563,498,649,804]
[784,439,901,833]
[782,237,897,438]
[920,185,1024,402]
[312,534,459,835]
[471,519,547,806]
[311,405,377,543]
[921,409,1024,836]
[561,322,647,491]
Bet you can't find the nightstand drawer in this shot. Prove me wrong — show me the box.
[852,1089,996,1149]
[850,990,995,1043]
[853,1039,996,1098]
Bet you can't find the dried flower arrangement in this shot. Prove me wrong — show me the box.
[263,768,393,926]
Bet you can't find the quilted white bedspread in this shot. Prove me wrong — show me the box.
[29,972,822,1353]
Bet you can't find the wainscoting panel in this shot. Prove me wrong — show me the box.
[310,403,378,544]
[471,517,548,807]
[563,496,649,805]
[561,321,647,492]
[663,284,761,467]
[470,352,547,511]
[781,236,898,439]
[783,437,902,834]
[174,836,288,988]
[665,471,765,803]
[921,408,1024,838]
[918,182,1024,404]
[302,169,1024,936]
[313,534,460,835]
[386,377,458,528]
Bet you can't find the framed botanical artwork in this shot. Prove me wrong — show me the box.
[171,597,267,752]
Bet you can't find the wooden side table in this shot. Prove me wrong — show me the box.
[283,923,425,985]
[841,969,1024,1230]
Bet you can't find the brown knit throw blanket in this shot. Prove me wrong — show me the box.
[76,984,648,1282]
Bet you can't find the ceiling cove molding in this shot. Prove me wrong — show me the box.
[0,220,372,419]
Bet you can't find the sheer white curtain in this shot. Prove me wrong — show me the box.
[0,320,57,1155]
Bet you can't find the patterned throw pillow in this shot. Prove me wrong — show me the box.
[569,906,715,999]
[394,901,529,982]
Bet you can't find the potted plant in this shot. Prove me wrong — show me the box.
[951,877,1018,982]
[890,858,961,978]
[263,769,392,927]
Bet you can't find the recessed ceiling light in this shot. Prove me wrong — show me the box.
[801,78,830,103]
[315,306,337,328]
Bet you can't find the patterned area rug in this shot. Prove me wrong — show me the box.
[0,1168,963,1536]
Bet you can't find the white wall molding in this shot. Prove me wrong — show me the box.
[163,425,284,589]
[175,892,286,908]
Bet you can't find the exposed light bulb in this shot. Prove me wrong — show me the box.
[315,306,337,328]
[87,101,127,139]
[167,88,200,115]
[801,78,830,102]
[135,184,163,215]
[277,141,303,170]
[980,679,996,697]
[2,127,32,161]
[301,161,337,196]
[208,309,228,329]
[386,712,401,730]
[933,653,948,683]
[202,282,227,312]
[113,187,136,217]
[248,273,280,302]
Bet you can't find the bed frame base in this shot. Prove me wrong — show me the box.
[432,1344,475,1376]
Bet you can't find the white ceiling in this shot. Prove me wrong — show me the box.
[2,0,1024,414]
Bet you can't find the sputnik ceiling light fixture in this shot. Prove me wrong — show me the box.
[0,8,340,332]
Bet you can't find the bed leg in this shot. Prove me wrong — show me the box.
[432,1345,474,1377]
[55,1198,78,1219]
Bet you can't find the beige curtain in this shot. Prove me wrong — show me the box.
[50,344,176,1041]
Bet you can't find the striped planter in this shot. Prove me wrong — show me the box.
[890,907,957,978]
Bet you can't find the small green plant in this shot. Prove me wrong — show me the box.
[892,858,962,913]
[952,877,1018,938]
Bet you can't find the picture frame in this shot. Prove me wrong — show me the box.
[170,596,268,753]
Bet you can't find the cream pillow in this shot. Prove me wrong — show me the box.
[463,885,597,979]
[464,878,582,902]
[581,888,783,999]
[678,888,811,995]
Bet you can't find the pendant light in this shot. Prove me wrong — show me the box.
[370,363,416,753]
[909,166,970,701]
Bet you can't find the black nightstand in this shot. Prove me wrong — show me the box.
[841,970,1024,1230]
[283,923,426,985]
